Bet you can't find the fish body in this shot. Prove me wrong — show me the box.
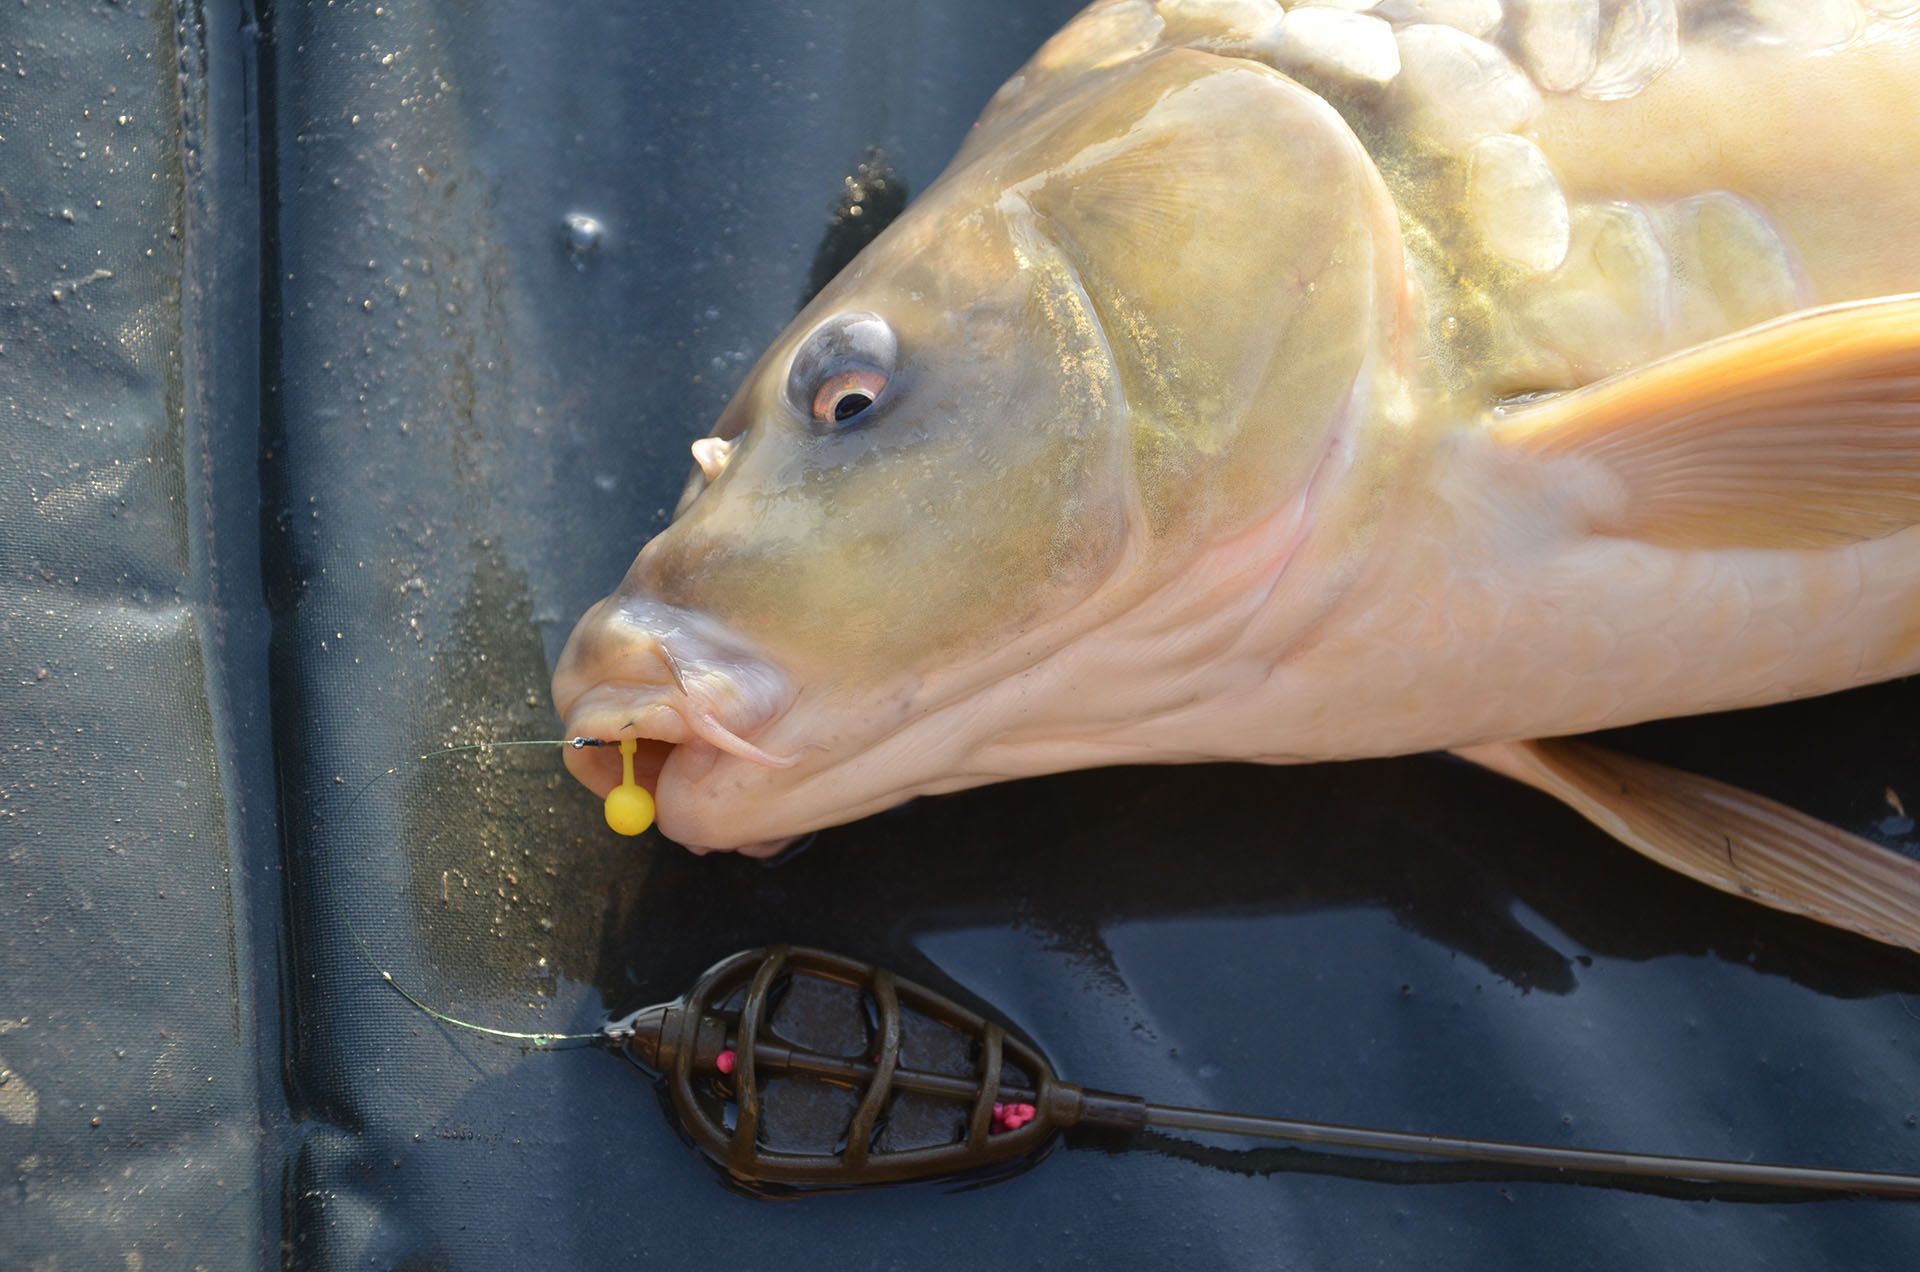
[555,1,1920,944]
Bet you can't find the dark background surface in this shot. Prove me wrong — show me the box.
[3,1,1919,1267]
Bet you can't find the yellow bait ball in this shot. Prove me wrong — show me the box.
[604,783,655,837]
[605,737,655,836]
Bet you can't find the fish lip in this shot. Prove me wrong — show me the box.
[556,689,755,845]
[552,595,801,850]
[558,680,798,770]
[560,686,696,747]
[552,594,798,763]
[557,667,801,778]
[555,708,796,856]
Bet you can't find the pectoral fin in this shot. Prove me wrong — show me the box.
[1454,738,1920,952]
[1489,293,1920,550]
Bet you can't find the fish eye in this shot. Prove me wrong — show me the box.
[812,367,887,425]
[787,311,897,431]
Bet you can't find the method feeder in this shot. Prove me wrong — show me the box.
[563,945,1920,1198]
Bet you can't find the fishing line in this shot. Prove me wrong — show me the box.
[324,735,624,1050]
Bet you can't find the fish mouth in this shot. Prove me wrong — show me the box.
[557,686,693,801]
[551,595,797,851]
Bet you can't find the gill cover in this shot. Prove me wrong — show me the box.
[978,46,1407,546]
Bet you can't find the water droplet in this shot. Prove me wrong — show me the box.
[561,212,604,262]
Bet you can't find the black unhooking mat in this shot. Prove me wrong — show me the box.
[3,2,1918,1267]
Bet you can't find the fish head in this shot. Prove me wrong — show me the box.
[553,47,1411,853]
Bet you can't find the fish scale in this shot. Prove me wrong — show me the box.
[1038,1,1916,401]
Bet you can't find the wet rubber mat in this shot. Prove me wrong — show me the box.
[3,2,1918,1267]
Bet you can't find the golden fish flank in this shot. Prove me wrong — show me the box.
[554,0,1920,946]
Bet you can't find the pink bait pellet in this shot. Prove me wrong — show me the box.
[716,1048,737,1075]
[991,1100,1039,1134]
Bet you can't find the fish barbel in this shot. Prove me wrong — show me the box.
[553,0,1920,947]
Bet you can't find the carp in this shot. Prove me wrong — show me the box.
[553,0,1920,948]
